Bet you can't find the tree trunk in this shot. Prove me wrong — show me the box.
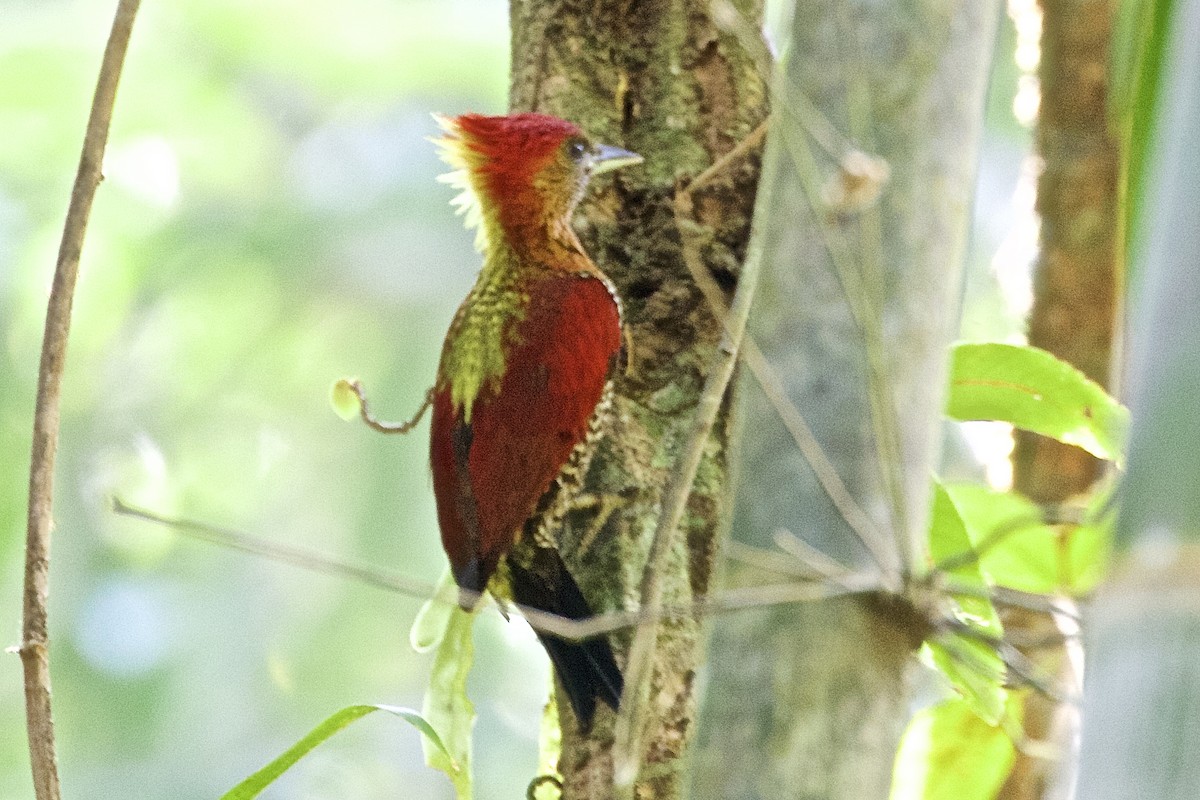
[1003,0,1120,797]
[508,1,768,796]
[693,2,1000,798]
[1013,0,1120,503]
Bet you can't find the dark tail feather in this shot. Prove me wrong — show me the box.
[508,549,624,731]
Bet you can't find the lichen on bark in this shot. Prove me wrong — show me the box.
[508,0,768,795]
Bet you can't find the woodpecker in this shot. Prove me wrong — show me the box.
[428,112,641,729]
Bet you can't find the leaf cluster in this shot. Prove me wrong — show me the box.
[894,342,1122,800]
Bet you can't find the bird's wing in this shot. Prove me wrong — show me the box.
[430,272,621,595]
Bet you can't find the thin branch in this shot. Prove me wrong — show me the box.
[674,126,894,580]
[22,3,141,799]
[775,96,911,572]
[724,540,837,580]
[937,578,1083,623]
[613,118,784,793]
[540,577,877,644]
[714,0,913,575]
[711,0,850,160]
[112,497,438,598]
[680,119,769,196]
[117,494,1089,682]
[677,5,899,580]
[937,622,1076,704]
[990,585,1082,622]
[744,340,897,578]
[112,497,882,641]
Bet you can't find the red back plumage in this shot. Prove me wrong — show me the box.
[430,274,620,592]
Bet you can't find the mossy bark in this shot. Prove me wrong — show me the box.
[692,1,1000,798]
[508,1,768,796]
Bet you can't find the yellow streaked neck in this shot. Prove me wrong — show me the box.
[441,244,528,422]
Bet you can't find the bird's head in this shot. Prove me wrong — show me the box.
[434,112,642,252]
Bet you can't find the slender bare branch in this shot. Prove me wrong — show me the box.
[674,9,900,578]
[112,497,882,641]
[744,341,897,576]
[112,497,437,598]
[22,3,141,798]
[612,120,784,792]
[675,125,894,580]
[681,119,769,196]
[724,540,838,580]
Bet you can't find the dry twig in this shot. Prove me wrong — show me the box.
[22,2,142,798]
[111,497,882,642]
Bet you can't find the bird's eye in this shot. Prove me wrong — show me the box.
[567,140,587,161]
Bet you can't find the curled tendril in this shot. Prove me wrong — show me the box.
[526,773,564,800]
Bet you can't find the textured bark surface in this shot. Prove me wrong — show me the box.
[1004,2,1120,797]
[508,1,768,796]
[1013,0,1120,505]
[692,1,1000,798]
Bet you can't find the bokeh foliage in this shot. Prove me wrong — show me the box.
[0,2,550,798]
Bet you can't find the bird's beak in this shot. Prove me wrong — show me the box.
[590,144,644,175]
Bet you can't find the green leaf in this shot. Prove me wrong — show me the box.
[890,698,1017,800]
[1063,517,1111,594]
[944,482,1112,596]
[926,483,1006,723]
[945,483,1058,594]
[220,704,453,800]
[924,639,1007,726]
[946,343,1129,462]
[929,483,1001,632]
[410,567,459,654]
[1063,481,1116,594]
[330,377,362,421]
[423,607,476,799]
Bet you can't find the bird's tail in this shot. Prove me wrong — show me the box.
[508,548,624,732]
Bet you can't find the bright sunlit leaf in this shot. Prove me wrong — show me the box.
[1064,481,1116,593]
[1063,517,1111,594]
[423,607,476,799]
[945,483,1059,594]
[923,639,1007,726]
[890,697,1017,800]
[220,704,453,800]
[929,483,1002,632]
[926,483,1006,723]
[945,482,1111,596]
[947,343,1129,462]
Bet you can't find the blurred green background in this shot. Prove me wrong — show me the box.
[0,1,1029,798]
[0,1,554,797]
